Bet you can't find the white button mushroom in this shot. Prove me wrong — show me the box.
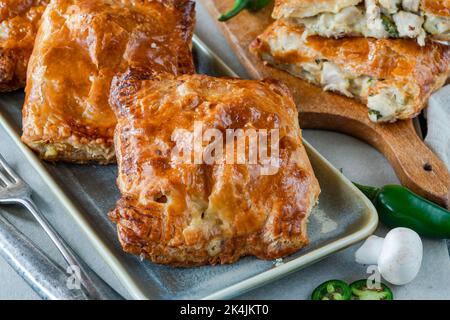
[378,228,423,285]
[355,228,423,286]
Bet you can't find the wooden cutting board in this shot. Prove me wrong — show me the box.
[201,0,450,208]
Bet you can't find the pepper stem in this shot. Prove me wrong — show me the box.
[218,0,251,21]
[353,182,380,202]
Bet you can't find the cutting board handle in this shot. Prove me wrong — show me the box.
[300,111,450,208]
[375,121,450,208]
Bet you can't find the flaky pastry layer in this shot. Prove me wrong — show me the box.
[21,0,195,163]
[109,72,321,266]
[0,0,48,92]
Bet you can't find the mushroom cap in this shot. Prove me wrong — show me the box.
[378,228,423,286]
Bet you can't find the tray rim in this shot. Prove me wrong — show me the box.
[0,35,378,300]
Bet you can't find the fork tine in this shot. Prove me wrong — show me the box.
[0,169,12,186]
[0,154,19,182]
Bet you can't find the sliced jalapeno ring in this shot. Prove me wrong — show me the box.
[311,280,352,300]
[350,279,394,300]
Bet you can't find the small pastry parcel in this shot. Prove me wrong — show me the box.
[21,0,195,164]
[250,19,450,122]
[108,72,321,266]
[0,0,49,92]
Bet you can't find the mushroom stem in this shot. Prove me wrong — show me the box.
[355,235,385,265]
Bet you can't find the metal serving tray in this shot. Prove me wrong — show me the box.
[0,36,377,300]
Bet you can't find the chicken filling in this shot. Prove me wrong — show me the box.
[275,58,409,122]
[367,87,409,122]
[295,0,449,45]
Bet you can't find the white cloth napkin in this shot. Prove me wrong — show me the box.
[425,85,450,169]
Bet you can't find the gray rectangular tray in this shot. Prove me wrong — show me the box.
[0,36,377,299]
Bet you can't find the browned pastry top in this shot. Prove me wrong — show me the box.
[304,31,450,91]
[21,0,195,162]
[0,0,48,91]
[422,0,450,17]
[109,73,321,266]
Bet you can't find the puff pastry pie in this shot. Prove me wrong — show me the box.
[251,19,450,122]
[108,72,321,266]
[0,0,48,92]
[21,0,195,164]
[273,0,450,45]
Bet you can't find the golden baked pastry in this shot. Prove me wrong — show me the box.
[273,0,450,45]
[0,0,48,92]
[250,19,450,122]
[21,0,195,164]
[109,72,321,267]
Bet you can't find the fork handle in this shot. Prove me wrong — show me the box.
[18,198,123,300]
[0,214,87,300]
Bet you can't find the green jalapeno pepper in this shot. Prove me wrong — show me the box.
[311,280,352,300]
[350,279,394,300]
[354,183,450,239]
[219,0,272,22]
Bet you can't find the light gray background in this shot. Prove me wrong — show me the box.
[0,1,448,300]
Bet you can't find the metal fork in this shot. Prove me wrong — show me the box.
[0,154,122,300]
